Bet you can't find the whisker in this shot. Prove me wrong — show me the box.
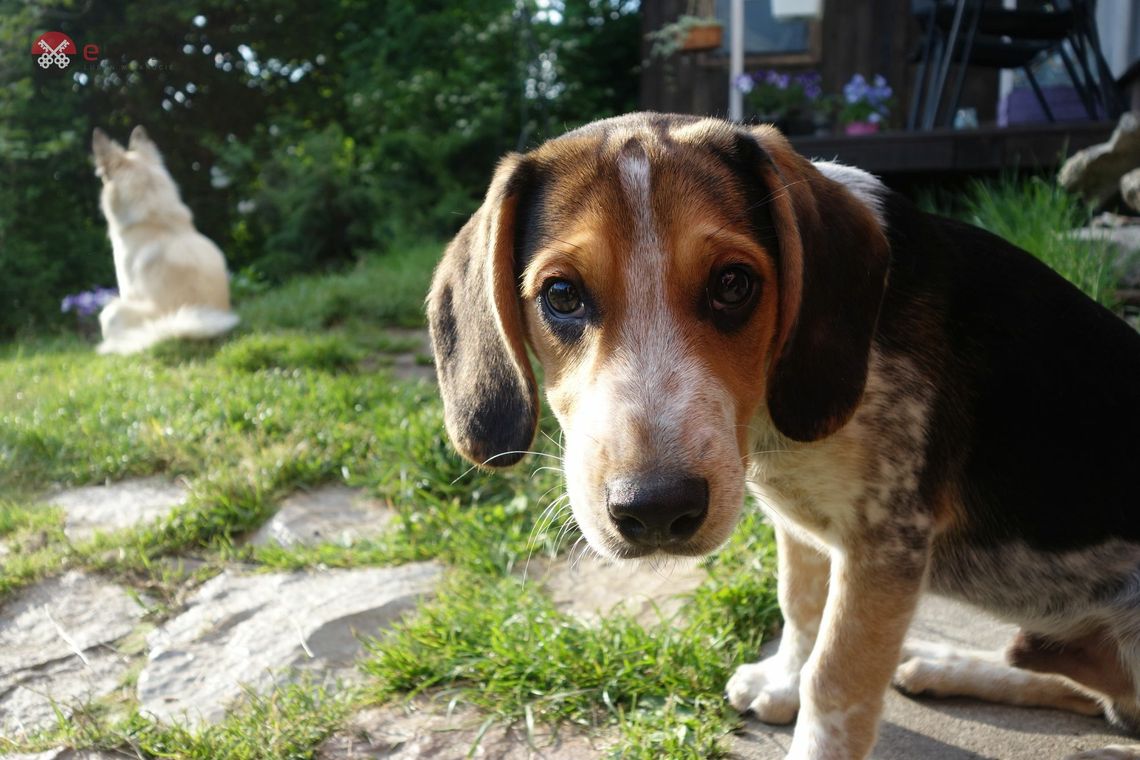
[540,428,564,452]
[449,449,562,485]
[522,495,573,580]
[706,178,811,240]
[547,236,582,252]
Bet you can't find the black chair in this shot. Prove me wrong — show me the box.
[907,0,1124,131]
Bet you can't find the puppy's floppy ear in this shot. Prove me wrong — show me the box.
[427,153,538,467]
[749,127,890,442]
[128,125,162,163]
[92,128,125,176]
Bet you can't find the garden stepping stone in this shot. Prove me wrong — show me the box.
[137,562,442,727]
[526,555,707,627]
[48,476,188,542]
[0,572,146,739]
[250,485,394,547]
[317,699,611,759]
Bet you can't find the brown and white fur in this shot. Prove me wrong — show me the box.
[427,113,1140,760]
[92,126,238,355]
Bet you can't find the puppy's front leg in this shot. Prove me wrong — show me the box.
[727,523,830,723]
[788,538,928,760]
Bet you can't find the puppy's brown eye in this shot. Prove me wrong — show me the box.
[710,265,755,311]
[543,279,585,318]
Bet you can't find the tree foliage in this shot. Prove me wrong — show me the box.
[0,0,641,337]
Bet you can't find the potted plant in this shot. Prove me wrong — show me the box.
[839,73,893,135]
[647,2,724,58]
[735,70,826,136]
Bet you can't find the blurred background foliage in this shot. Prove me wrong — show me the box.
[0,0,641,337]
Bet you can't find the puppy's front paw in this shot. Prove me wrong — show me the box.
[726,656,801,724]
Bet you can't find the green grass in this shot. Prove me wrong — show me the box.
[0,240,781,758]
[364,510,780,758]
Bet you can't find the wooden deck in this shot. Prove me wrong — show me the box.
[788,121,1114,176]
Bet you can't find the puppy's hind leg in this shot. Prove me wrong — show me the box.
[893,638,1104,715]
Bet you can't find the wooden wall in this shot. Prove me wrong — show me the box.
[639,0,999,128]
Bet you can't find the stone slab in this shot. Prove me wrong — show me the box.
[0,572,145,739]
[526,555,707,627]
[317,700,610,759]
[137,562,442,727]
[48,477,187,542]
[250,485,393,548]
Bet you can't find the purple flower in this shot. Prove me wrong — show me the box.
[796,71,823,100]
[61,286,118,318]
[734,73,755,94]
[844,73,868,104]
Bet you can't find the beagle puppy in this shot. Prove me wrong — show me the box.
[427,113,1140,760]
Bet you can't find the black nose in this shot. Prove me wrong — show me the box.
[605,473,709,547]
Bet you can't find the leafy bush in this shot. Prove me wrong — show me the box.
[0,1,642,339]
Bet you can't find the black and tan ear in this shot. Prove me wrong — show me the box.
[750,127,890,442]
[92,128,125,176]
[128,125,162,163]
[427,154,538,467]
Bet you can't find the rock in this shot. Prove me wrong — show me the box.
[1059,112,1140,207]
[137,562,442,727]
[0,573,146,738]
[317,700,611,759]
[526,555,707,627]
[1123,167,1140,214]
[250,485,393,547]
[48,477,188,542]
[1068,212,1140,288]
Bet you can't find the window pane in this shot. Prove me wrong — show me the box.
[715,0,810,54]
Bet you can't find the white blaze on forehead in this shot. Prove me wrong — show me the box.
[605,146,723,456]
[615,146,675,383]
[618,146,655,249]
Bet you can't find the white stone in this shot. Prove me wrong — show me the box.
[1059,111,1140,206]
[250,485,393,547]
[0,572,146,738]
[48,477,188,542]
[137,562,442,727]
[526,555,707,627]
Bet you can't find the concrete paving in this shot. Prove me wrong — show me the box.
[728,596,1132,759]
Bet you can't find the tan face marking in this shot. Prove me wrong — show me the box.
[520,129,780,559]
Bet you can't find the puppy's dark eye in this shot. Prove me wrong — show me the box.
[709,265,755,311]
[542,279,585,319]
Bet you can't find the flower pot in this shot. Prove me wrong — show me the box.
[680,24,723,53]
[844,121,880,136]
